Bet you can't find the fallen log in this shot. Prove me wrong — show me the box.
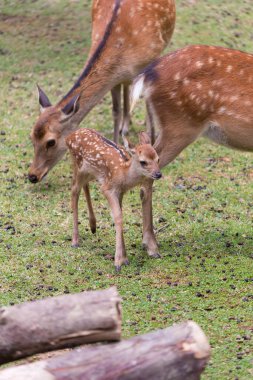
[0,321,210,380]
[0,287,121,364]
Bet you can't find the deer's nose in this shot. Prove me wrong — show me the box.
[28,174,39,183]
[153,171,162,180]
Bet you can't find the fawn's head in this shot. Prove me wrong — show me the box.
[127,132,162,180]
[28,86,80,183]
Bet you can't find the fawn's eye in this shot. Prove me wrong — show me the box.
[140,160,147,167]
[46,139,56,149]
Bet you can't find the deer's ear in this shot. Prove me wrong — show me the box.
[138,131,151,145]
[37,85,52,113]
[61,94,80,122]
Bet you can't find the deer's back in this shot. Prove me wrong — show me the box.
[88,0,176,76]
[143,45,253,151]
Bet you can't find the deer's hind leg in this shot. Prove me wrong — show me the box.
[71,166,94,247]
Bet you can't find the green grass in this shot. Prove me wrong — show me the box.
[0,0,253,378]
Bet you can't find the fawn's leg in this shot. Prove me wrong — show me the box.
[111,84,122,144]
[71,175,83,248]
[83,184,96,234]
[103,189,128,271]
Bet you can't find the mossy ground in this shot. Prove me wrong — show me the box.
[0,1,252,378]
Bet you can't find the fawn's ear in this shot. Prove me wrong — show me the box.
[138,131,151,145]
[122,135,135,156]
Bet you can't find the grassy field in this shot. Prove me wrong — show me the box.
[0,0,253,378]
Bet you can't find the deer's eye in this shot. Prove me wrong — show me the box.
[46,139,56,149]
[140,160,147,167]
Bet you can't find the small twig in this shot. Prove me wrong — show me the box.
[156,223,170,234]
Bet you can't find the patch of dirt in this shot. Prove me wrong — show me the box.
[0,12,75,41]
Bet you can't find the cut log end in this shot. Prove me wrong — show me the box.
[181,320,210,359]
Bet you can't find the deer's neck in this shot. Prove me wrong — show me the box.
[62,63,122,125]
[58,0,124,127]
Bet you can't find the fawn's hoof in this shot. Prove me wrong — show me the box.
[149,252,161,259]
[91,227,96,234]
[72,243,79,248]
[115,259,130,272]
[115,265,122,273]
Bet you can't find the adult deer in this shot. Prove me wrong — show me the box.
[28,0,176,184]
[66,129,161,271]
[130,44,253,257]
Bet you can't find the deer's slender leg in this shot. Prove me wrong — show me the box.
[83,184,96,234]
[141,118,202,256]
[111,84,122,144]
[121,84,131,136]
[146,102,156,145]
[103,189,128,271]
[140,179,159,257]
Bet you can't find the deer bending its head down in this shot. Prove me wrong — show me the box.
[130,44,253,257]
[66,129,161,271]
[28,0,176,184]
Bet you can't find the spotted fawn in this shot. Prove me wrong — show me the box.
[66,128,162,271]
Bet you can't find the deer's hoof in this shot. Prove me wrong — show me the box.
[91,227,96,234]
[72,243,79,248]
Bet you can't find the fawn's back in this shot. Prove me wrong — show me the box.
[66,129,131,180]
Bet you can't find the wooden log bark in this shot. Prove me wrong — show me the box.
[0,287,121,364]
[0,321,210,380]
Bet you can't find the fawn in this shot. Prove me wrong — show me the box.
[130,44,253,257]
[28,0,176,184]
[66,129,162,271]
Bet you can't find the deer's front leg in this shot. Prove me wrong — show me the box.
[111,84,122,144]
[120,84,131,136]
[103,189,129,271]
[146,101,156,145]
[140,179,160,258]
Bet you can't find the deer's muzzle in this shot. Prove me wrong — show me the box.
[28,174,39,183]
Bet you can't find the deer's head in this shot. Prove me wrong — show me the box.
[28,86,80,183]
